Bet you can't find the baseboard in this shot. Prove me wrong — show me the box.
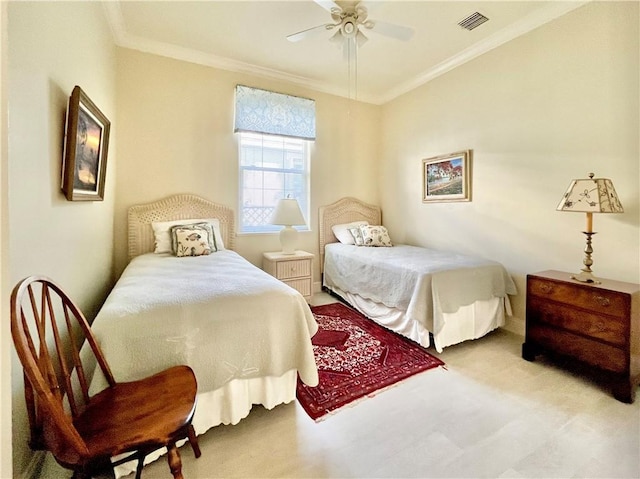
[20,450,45,479]
[502,315,525,337]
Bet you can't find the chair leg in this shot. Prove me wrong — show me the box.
[187,424,201,458]
[167,442,184,479]
[135,452,146,479]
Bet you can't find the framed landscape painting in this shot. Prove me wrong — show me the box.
[61,86,111,201]
[422,150,472,202]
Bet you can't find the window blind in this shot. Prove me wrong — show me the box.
[234,85,316,141]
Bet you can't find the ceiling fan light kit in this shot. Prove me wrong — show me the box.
[286,0,414,49]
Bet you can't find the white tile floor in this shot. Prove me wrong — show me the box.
[131,293,640,478]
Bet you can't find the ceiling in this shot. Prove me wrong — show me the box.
[103,1,587,104]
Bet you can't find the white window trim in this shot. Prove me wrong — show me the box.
[238,132,310,234]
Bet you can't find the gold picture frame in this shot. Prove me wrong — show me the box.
[422,150,472,203]
[61,86,110,201]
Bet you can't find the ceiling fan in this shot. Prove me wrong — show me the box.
[286,0,414,51]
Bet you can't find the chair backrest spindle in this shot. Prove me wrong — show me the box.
[11,276,115,460]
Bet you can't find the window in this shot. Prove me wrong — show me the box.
[239,132,309,233]
[234,85,315,234]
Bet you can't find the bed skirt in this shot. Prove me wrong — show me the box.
[325,285,511,352]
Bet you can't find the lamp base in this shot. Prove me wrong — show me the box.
[571,271,601,284]
[571,231,601,284]
[279,225,298,255]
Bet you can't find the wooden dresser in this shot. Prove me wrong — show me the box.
[523,270,640,403]
[263,250,314,302]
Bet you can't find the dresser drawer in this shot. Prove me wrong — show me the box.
[528,324,627,373]
[528,277,628,318]
[283,278,312,298]
[276,259,311,280]
[528,297,627,346]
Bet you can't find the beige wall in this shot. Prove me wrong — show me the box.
[380,1,640,333]
[7,2,117,475]
[1,2,11,477]
[114,48,380,281]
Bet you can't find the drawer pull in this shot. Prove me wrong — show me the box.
[593,295,611,307]
[539,283,553,294]
[595,321,606,332]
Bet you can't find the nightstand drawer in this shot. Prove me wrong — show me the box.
[529,277,628,318]
[262,250,314,302]
[528,298,627,346]
[276,259,311,280]
[528,324,626,373]
[283,278,312,298]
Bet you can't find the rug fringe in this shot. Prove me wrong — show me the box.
[310,364,447,422]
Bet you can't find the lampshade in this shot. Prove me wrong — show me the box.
[270,198,306,226]
[557,173,624,214]
[270,198,306,255]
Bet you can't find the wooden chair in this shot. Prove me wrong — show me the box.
[10,276,202,479]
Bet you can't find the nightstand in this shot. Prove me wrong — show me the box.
[263,250,314,302]
[523,270,640,403]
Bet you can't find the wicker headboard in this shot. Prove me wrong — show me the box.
[318,197,381,273]
[128,194,236,260]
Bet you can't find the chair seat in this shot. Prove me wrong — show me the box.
[74,365,197,460]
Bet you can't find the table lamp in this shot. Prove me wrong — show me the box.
[270,198,306,254]
[556,172,624,284]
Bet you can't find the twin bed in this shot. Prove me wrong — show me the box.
[319,197,517,352]
[88,193,515,474]
[86,194,319,476]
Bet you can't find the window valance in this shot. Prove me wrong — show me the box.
[234,85,316,141]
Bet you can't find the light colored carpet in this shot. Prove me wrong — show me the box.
[122,292,640,478]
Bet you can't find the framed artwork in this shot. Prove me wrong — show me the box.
[61,86,110,201]
[422,150,472,202]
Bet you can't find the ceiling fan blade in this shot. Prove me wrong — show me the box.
[329,28,343,46]
[287,23,335,43]
[314,0,341,13]
[365,19,414,42]
[356,29,368,48]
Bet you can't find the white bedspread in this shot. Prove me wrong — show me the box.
[88,250,319,395]
[323,243,516,336]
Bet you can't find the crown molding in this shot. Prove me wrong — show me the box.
[103,1,589,106]
[378,1,589,104]
[101,1,379,103]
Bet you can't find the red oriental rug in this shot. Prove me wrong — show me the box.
[297,302,445,421]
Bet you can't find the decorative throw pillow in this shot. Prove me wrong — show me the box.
[331,221,368,245]
[348,226,365,246]
[152,218,225,253]
[359,225,393,247]
[170,223,215,257]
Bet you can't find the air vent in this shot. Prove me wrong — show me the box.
[458,12,489,31]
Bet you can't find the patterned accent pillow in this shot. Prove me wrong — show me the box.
[348,227,365,246]
[331,221,368,244]
[152,218,225,253]
[359,225,393,247]
[170,223,216,257]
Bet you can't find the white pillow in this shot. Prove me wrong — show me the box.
[152,218,225,253]
[331,221,369,245]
